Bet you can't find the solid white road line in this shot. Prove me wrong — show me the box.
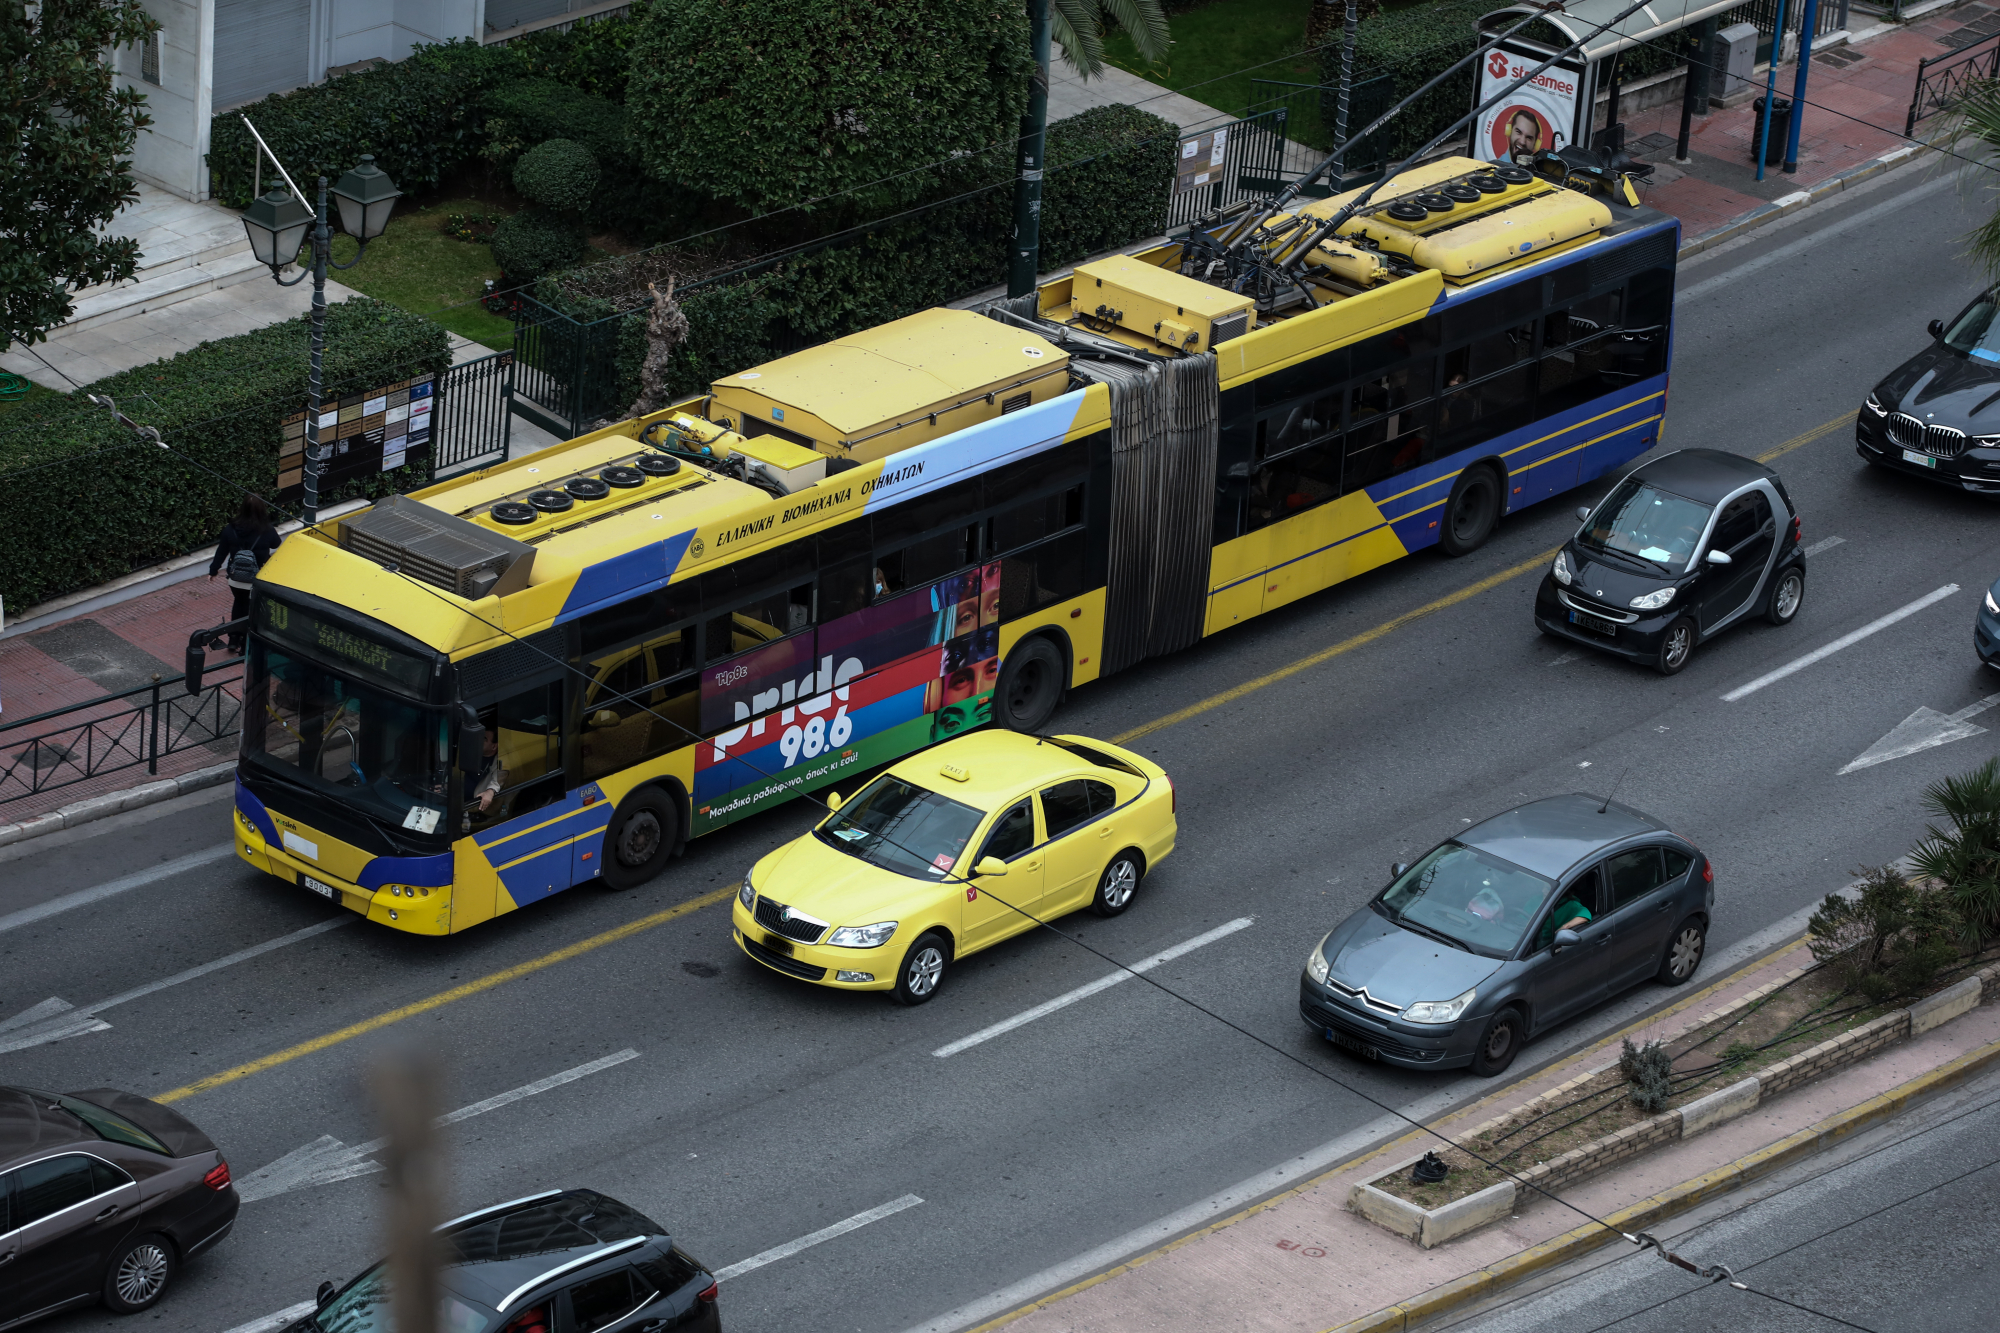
[1678,170,1958,303]
[1803,535,1846,557]
[713,1194,925,1283]
[0,842,236,935]
[436,1047,641,1128]
[932,917,1257,1058]
[896,897,1845,1333]
[1721,584,1960,703]
[217,1301,316,1333]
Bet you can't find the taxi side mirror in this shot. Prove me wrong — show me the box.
[1705,548,1733,566]
[1553,928,1582,952]
[825,791,844,812]
[975,857,1008,877]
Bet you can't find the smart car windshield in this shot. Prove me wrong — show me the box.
[1578,478,1712,572]
[1377,842,1555,957]
[816,775,986,879]
[1943,291,2000,363]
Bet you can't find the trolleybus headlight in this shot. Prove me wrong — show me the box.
[738,878,756,911]
[1863,393,1888,417]
[1552,549,1574,586]
[1306,932,1332,984]
[828,920,898,949]
[1402,988,1476,1025]
[1629,587,1676,610]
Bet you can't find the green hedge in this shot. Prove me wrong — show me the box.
[0,299,449,609]
[1041,104,1176,269]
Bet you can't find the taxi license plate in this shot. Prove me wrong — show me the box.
[762,932,794,956]
[301,875,338,901]
[1902,449,1938,468]
[1325,1026,1379,1060]
[1569,608,1618,637]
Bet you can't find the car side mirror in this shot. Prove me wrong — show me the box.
[1553,927,1582,952]
[824,791,844,812]
[1930,319,1945,339]
[456,703,483,773]
[1705,548,1732,566]
[1575,505,1591,522]
[317,1282,338,1310]
[975,856,1009,877]
[1389,862,1409,881]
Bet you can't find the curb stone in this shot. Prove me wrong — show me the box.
[1321,1033,2000,1333]
[0,762,235,849]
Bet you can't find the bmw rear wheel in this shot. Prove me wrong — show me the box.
[892,931,951,1006]
[104,1234,175,1313]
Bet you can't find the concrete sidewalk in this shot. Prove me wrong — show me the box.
[985,942,2000,1333]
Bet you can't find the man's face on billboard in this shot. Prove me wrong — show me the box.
[1508,111,1541,159]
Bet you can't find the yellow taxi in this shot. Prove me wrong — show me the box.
[731,730,1177,1004]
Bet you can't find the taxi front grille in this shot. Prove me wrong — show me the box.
[754,896,828,945]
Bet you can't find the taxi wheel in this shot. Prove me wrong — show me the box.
[1089,850,1145,917]
[600,788,678,890]
[891,931,951,1006]
[997,637,1064,733]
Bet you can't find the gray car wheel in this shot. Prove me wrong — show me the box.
[1765,566,1804,626]
[892,931,950,1006]
[1089,851,1143,917]
[1657,918,1706,986]
[1468,1007,1524,1077]
[104,1234,175,1313]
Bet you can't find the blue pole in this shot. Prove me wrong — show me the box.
[1754,0,1791,182]
[1783,0,1822,172]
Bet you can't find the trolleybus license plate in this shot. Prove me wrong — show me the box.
[1902,449,1938,468]
[1325,1026,1379,1060]
[301,875,337,901]
[1569,609,1618,636]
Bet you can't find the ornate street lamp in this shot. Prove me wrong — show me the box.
[236,117,400,524]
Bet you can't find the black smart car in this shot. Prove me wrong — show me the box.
[1299,795,1713,1077]
[1859,290,2000,493]
[0,1086,238,1329]
[298,1189,719,1333]
[1533,449,1805,675]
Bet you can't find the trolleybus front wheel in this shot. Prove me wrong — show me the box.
[600,786,679,889]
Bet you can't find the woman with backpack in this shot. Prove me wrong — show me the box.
[209,495,281,652]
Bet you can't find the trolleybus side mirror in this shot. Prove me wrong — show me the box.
[456,704,484,771]
[1929,319,1945,339]
[1705,548,1733,566]
[975,857,1009,878]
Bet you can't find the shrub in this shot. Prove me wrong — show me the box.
[1808,866,1962,1001]
[1041,105,1177,267]
[1322,0,1488,164]
[479,79,628,174]
[491,208,586,282]
[1619,1037,1673,1114]
[626,0,1032,216]
[1910,757,2000,948]
[502,0,654,101]
[0,300,447,608]
[514,139,600,214]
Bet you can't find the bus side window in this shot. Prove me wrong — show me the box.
[582,630,695,782]
[1541,289,1627,415]
[898,525,977,586]
[702,584,807,663]
[1248,439,1341,530]
[475,682,562,824]
[998,529,1087,619]
[990,486,1077,554]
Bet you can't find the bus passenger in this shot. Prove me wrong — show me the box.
[470,728,506,821]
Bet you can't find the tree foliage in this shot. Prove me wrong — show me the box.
[514,139,600,214]
[626,0,1033,216]
[1,0,161,351]
[1946,81,2000,278]
[1052,0,1171,78]
[1908,756,2000,948]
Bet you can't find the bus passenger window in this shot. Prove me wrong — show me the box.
[1342,400,1434,494]
[900,525,976,585]
[990,489,1068,553]
[873,550,906,599]
[581,630,697,782]
[998,529,1086,619]
[1438,362,1536,454]
[1248,440,1341,530]
[821,557,874,621]
[471,683,561,828]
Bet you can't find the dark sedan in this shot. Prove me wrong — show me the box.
[1299,795,1713,1077]
[1534,448,1805,675]
[0,1086,238,1329]
[1980,576,2000,669]
[1858,290,2000,493]
[300,1188,718,1333]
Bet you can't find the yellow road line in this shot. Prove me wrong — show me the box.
[156,884,737,1104]
[1113,406,1853,747]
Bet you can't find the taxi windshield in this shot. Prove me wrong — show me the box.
[817,776,986,879]
[1377,842,1554,958]
[1578,478,1712,573]
[1943,292,2000,363]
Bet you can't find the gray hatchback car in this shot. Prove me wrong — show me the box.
[1298,795,1712,1076]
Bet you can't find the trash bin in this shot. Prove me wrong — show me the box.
[1752,96,1792,164]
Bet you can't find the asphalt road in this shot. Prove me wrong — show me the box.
[7,156,2000,1333]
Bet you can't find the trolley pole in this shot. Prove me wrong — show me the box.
[1008,0,1051,299]
[1782,0,1822,173]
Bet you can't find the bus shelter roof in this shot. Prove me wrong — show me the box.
[1480,0,1743,64]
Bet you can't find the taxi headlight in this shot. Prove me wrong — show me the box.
[1629,587,1676,610]
[1402,988,1477,1025]
[1552,549,1574,586]
[1305,933,1332,985]
[738,878,756,911]
[828,920,898,949]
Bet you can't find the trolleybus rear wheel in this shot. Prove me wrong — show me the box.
[1438,464,1500,556]
[997,636,1064,732]
[601,787,678,889]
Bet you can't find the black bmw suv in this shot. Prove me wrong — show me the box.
[1859,289,2000,493]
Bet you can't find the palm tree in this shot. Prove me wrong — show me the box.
[1050,0,1171,78]
[1907,756,2000,949]
[1944,82,2000,273]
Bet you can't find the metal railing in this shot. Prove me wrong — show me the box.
[1907,30,2000,136]
[0,658,244,809]
[1166,108,1294,229]
[431,349,515,479]
[1731,0,1847,64]
[1244,74,1394,190]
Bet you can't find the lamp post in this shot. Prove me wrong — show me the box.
[239,137,401,524]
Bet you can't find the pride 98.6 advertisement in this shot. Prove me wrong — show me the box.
[1474,41,1585,166]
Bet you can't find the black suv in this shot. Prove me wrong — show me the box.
[0,1086,238,1329]
[299,1189,719,1333]
[1859,290,2000,493]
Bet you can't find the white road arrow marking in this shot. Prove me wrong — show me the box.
[1840,693,2000,774]
[235,1049,640,1202]
[0,917,350,1054]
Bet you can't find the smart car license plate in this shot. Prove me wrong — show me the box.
[300,874,338,901]
[1569,609,1618,636]
[1902,449,1938,468]
[762,932,795,956]
[1325,1026,1379,1060]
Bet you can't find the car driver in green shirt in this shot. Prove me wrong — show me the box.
[1536,888,1595,951]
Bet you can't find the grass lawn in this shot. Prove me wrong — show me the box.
[0,372,60,421]
[326,197,519,352]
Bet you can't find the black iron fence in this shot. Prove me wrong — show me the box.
[431,349,515,479]
[1166,109,1295,230]
[1731,0,1849,63]
[1245,74,1394,191]
[511,298,632,441]
[1907,29,2000,136]
[0,659,244,810]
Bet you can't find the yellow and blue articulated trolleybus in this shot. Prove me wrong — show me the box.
[232,153,1676,934]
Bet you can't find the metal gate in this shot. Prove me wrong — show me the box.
[430,349,514,480]
[1166,109,1293,230]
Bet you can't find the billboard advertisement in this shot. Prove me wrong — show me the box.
[1474,42,1586,166]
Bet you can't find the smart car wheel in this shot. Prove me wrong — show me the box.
[1657,917,1706,986]
[103,1233,175,1313]
[600,787,678,890]
[1764,566,1804,626]
[1655,616,1697,676]
[1090,850,1144,917]
[1469,1007,1524,1077]
[1439,464,1501,557]
[997,637,1064,732]
[892,931,951,1006]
